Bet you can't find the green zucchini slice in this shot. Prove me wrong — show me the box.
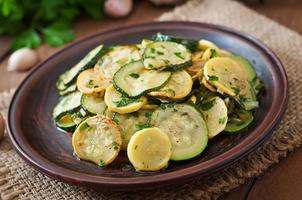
[56,114,77,132]
[235,81,259,110]
[106,109,153,150]
[151,104,208,161]
[94,45,141,80]
[199,96,228,139]
[153,33,199,52]
[58,44,106,87]
[59,84,77,96]
[81,94,107,115]
[53,92,82,120]
[113,60,171,97]
[231,56,257,82]
[224,109,254,133]
[143,41,192,70]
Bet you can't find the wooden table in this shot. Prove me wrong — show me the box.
[1,1,302,199]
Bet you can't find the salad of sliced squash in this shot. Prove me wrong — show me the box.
[53,34,263,171]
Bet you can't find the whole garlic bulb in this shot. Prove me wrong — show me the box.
[7,48,39,71]
[0,113,5,141]
[104,0,133,18]
[149,0,185,5]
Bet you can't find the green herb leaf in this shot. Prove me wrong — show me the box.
[200,99,215,111]
[113,95,139,107]
[219,117,226,124]
[79,122,90,132]
[129,73,140,79]
[98,159,105,167]
[112,141,120,150]
[210,49,219,58]
[42,21,75,47]
[135,123,151,130]
[11,29,41,50]
[174,52,184,59]
[207,75,219,82]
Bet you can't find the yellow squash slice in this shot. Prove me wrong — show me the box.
[148,70,193,100]
[127,127,172,171]
[72,115,122,166]
[203,57,247,96]
[77,69,110,94]
[104,84,147,114]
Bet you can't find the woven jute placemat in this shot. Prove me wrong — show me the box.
[1,0,302,199]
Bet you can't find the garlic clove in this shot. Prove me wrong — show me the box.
[0,113,5,141]
[104,0,133,18]
[7,48,39,72]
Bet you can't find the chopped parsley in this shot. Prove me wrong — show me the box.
[113,95,139,107]
[174,52,184,59]
[219,117,226,124]
[112,142,120,150]
[232,87,241,95]
[148,63,154,68]
[135,123,151,130]
[134,145,138,150]
[157,51,164,55]
[98,160,105,167]
[207,75,219,82]
[200,99,215,111]
[210,49,219,58]
[150,48,156,54]
[129,73,140,79]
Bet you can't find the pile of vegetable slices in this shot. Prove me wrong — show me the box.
[53,33,263,171]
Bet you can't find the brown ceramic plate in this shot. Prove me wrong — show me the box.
[7,22,288,191]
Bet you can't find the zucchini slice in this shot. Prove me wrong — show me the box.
[81,94,107,115]
[59,84,77,96]
[199,97,228,138]
[56,114,77,132]
[235,81,259,110]
[153,32,199,52]
[94,45,141,80]
[151,104,208,161]
[224,109,254,133]
[77,69,110,94]
[148,70,193,100]
[204,57,247,96]
[104,84,147,114]
[113,60,171,97]
[143,41,192,70]
[53,92,82,120]
[106,109,153,150]
[58,45,106,86]
[231,56,257,82]
[127,127,172,171]
[72,115,122,166]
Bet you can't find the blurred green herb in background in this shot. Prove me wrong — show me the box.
[0,0,105,50]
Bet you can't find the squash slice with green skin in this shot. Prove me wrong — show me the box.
[143,41,192,71]
[151,104,208,161]
[113,61,171,97]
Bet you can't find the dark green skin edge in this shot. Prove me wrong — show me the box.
[56,120,77,132]
[59,85,77,96]
[56,46,109,88]
[80,94,107,116]
[162,60,193,71]
[112,61,172,98]
[53,106,81,122]
[224,111,254,133]
[152,33,199,52]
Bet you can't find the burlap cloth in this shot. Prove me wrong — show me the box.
[1,0,302,199]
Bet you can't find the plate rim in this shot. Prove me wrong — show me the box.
[7,21,288,190]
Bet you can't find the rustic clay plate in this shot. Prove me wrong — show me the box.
[7,22,288,191]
